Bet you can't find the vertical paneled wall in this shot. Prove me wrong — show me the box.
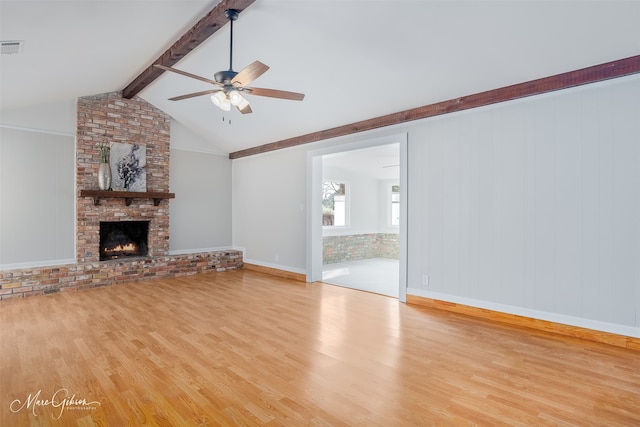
[408,75,640,331]
[169,149,232,253]
[0,127,75,267]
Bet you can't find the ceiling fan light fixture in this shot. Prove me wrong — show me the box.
[210,91,224,106]
[210,91,231,111]
[236,97,250,110]
[228,90,245,106]
[158,7,304,114]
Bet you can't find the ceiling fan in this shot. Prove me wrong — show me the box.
[154,8,304,114]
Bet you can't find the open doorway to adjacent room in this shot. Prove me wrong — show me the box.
[307,134,407,300]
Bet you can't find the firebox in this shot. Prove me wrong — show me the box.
[99,221,149,261]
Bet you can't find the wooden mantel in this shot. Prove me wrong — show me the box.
[80,190,175,206]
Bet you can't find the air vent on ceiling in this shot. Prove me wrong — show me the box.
[1,40,24,54]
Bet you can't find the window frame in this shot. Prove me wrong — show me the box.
[322,180,350,229]
[389,183,400,227]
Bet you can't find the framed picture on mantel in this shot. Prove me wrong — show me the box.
[110,142,146,192]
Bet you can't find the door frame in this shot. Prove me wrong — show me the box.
[306,133,408,302]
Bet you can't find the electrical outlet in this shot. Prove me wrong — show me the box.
[422,275,429,286]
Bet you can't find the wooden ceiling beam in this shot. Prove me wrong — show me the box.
[229,55,640,159]
[122,0,256,99]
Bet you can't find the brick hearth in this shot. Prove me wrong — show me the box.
[0,92,242,300]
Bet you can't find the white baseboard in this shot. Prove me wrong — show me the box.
[243,258,306,275]
[407,287,640,339]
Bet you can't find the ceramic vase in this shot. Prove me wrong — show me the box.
[98,162,112,190]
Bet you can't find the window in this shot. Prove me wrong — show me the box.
[390,185,400,226]
[322,181,347,226]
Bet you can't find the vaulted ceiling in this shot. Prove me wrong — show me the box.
[2,1,639,155]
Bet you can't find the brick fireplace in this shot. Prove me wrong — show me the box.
[99,221,149,261]
[0,92,242,300]
[76,91,171,262]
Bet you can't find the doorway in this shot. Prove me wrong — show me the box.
[306,134,408,301]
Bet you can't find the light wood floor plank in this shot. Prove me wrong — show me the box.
[1,269,639,426]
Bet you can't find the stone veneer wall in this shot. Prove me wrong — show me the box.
[323,233,399,264]
[0,92,242,300]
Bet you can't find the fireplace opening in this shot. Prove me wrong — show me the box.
[99,221,149,261]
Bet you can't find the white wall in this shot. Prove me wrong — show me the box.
[0,99,76,134]
[0,100,77,269]
[169,149,232,253]
[169,120,232,253]
[232,74,640,337]
[407,74,640,337]
[0,127,75,268]
[232,147,308,273]
[169,119,227,156]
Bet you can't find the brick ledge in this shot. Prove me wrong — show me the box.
[0,250,243,300]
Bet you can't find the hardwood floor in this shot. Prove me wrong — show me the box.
[1,269,638,426]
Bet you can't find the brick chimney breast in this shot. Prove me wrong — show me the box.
[76,92,171,263]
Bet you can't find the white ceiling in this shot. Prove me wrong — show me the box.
[1,0,639,155]
[324,143,400,181]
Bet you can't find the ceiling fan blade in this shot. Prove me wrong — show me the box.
[238,103,253,114]
[154,64,221,86]
[168,89,220,101]
[245,87,305,101]
[231,61,269,86]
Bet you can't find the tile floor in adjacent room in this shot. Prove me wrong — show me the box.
[322,257,399,298]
